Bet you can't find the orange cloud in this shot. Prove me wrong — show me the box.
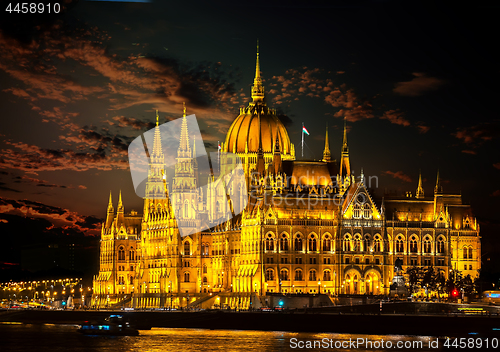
[393,73,445,97]
[384,170,412,183]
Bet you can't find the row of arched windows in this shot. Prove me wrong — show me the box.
[394,235,446,254]
[266,269,333,282]
[265,233,332,252]
[342,234,382,252]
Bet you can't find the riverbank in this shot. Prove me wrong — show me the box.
[1,302,499,337]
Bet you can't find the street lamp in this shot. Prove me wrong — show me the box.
[318,281,321,294]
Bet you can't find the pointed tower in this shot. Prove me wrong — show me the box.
[177,102,192,159]
[339,118,351,177]
[322,124,331,162]
[416,170,424,198]
[106,191,114,228]
[251,40,264,104]
[172,103,198,222]
[434,170,442,193]
[337,119,352,195]
[145,110,167,199]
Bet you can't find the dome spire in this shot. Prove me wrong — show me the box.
[251,40,265,103]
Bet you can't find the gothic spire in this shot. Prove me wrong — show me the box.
[416,170,424,198]
[339,118,351,177]
[151,110,164,160]
[435,169,442,193]
[322,123,331,162]
[251,40,265,103]
[117,190,123,212]
[177,103,191,158]
[107,191,113,213]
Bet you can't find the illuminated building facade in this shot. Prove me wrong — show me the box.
[93,49,481,308]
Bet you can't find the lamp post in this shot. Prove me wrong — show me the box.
[318,281,321,294]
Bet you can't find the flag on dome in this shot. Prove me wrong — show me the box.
[218,141,221,151]
[302,126,310,135]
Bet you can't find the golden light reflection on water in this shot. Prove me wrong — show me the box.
[127,328,435,352]
[0,323,439,352]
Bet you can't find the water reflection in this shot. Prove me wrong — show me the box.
[1,323,438,352]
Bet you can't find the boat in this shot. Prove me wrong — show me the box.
[77,314,139,336]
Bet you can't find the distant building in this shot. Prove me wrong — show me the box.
[93,49,480,309]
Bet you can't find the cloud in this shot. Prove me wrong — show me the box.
[494,163,500,170]
[0,196,101,236]
[380,109,410,127]
[325,86,374,122]
[491,190,500,197]
[0,139,128,172]
[416,123,430,134]
[393,73,445,97]
[462,150,477,155]
[383,170,412,183]
[454,123,500,144]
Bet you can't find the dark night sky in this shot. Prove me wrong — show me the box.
[0,1,499,252]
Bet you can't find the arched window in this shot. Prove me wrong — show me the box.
[353,204,361,218]
[410,237,418,253]
[280,269,289,281]
[323,236,331,252]
[266,269,274,281]
[203,276,208,283]
[265,236,274,251]
[436,238,444,254]
[363,204,371,219]
[309,236,317,252]
[203,264,207,274]
[129,249,135,261]
[184,272,190,282]
[363,235,370,252]
[396,236,404,253]
[295,270,303,281]
[184,200,189,218]
[323,270,331,281]
[280,235,289,251]
[467,246,473,259]
[184,241,190,256]
[309,270,316,281]
[118,276,125,285]
[295,237,303,251]
[423,238,431,254]
[118,246,125,261]
[373,236,381,252]
[343,235,351,252]
[353,235,361,251]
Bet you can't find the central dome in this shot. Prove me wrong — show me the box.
[224,111,291,154]
[223,43,294,158]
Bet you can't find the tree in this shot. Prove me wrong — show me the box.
[406,266,423,294]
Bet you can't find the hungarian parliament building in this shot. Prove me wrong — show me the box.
[92,50,481,309]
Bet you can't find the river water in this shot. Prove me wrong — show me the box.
[1,323,444,351]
